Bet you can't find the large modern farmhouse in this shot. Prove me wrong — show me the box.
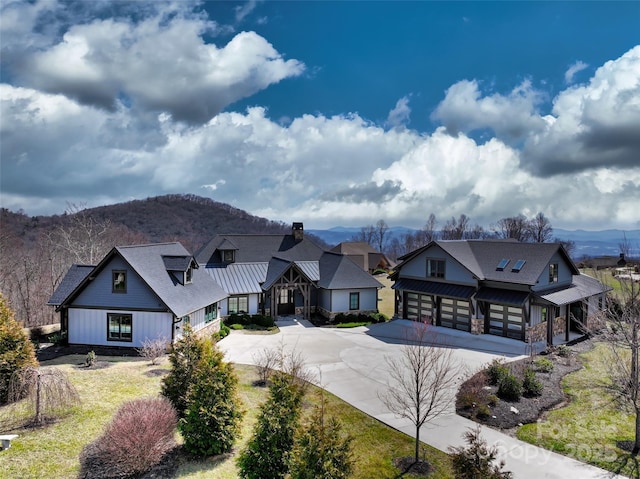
[49,223,383,347]
[391,239,610,345]
[195,223,382,320]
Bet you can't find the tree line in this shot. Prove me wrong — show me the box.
[352,212,574,261]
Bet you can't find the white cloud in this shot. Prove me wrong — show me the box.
[431,79,546,142]
[9,7,304,124]
[386,96,411,129]
[564,60,588,84]
[235,0,259,23]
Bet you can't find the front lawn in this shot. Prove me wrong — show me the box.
[0,351,454,479]
[517,343,638,478]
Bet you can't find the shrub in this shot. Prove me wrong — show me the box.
[161,326,206,417]
[225,314,251,326]
[251,314,275,328]
[78,397,177,479]
[486,359,509,386]
[180,338,243,456]
[237,372,305,479]
[137,338,168,365]
[497,373,522,402]
[476,404,491,419]
[48,331,67,346]
[457,371,490,410]
[449,427,513,479]
[288,398,354,479]
[0,295,38,405]
[533,357,554,373]
[213,324,231,342]
[522,367,543,397]
[230,323,244,330]
[556,344,571,357]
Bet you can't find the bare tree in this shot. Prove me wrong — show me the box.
[380,323,460,463]
[597,278,640,454]
[441,214,470,240]
[619,232,632,260]
[373,219,389,253]
[352,224,376,246]
[421,213,438,244]
[9,366,80,425]
[527,212,553,243]
[494,215,531,242]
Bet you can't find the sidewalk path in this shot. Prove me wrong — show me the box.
[219,319,622,479]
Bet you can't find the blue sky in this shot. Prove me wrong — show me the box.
[1,0,639,231]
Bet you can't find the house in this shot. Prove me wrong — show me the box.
[330,241,395,273]
[195,223,383,320]
[48,243,227,348]
[390,239,611,345]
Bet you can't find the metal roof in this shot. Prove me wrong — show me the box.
[392,278,475,300]
[206,262,269,294]
[475,287,530,306]
[535,274,612,306]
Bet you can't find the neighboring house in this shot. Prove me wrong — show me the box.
[330,241,395,273]
[390,239,611,345]
[196,223,383,320]
[48,243,227,348]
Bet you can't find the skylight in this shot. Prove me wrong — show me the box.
[496,259,510,271]
[512,259,526,272]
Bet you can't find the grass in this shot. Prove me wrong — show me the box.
[377,274,395,318]
[517,342,638,477]
[0,352,454,479]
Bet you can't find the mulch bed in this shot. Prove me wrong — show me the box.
[392,457,432,477]
[457,339,593,431]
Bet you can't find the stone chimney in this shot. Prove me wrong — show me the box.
[292,222,304,242]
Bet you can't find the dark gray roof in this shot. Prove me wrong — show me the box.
[392,278,475,300]
[48,264,95,306]
[475,287,530,306]
[396,240,578,286]
[317,252,383,289]
[536,274,612,306]
[162,255,194,272]
[116,243,227,317]
[196,234,325,265]
[54,243,227,318]
[262,258,318,290]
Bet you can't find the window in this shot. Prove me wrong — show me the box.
[185,266,193,284]
[349,292,360,311]
[205,303,218,323]
[541,307,548,323]
[549,263,558,283]
[181,315,190,327]
[496,259,510,271]
[427,259,445,278]
[107,313,132,341]
[511,260,526,272]
[228,296,248,314]
[112,270,127,293]
[222,250,235,263]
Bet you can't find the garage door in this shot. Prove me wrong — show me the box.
[488,304,524,340]
[405,292,434,322]
[439,298,470,332]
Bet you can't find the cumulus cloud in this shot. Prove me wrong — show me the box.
[386,96,412,129]
[522,45,640,176]
[431,79,546,143]
[564,60,589,84]
[5,3,303,124]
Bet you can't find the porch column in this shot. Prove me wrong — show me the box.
[547,307,553,346]
[565,305,570,342]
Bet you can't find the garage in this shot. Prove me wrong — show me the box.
[487,303,524,340]
[404,292,434,322]
[439,297,471,332]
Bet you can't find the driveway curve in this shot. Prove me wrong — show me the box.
[219,318,621,479]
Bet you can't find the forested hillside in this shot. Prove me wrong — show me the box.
[0,194,297,327]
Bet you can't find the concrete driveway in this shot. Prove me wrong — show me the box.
[219,318,620,479]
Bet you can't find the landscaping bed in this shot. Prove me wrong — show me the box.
[456,340,591,431]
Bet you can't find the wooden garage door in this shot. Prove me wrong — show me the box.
[405,292,434,322]
[439,298,470,332]
[488,304,524,340]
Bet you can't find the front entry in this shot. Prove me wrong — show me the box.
[277,288,295,315]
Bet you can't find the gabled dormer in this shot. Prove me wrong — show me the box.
[216,238,239,264]
[162,255,198,285]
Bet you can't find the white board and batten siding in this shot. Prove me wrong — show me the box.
[68,308,172,348]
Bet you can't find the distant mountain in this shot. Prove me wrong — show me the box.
[309,226,640,258]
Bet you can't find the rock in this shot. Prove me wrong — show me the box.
[510,406,519,414]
